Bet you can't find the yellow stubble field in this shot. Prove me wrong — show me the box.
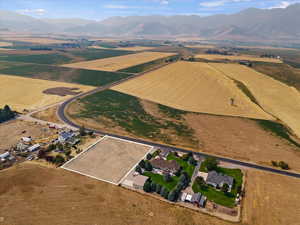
[1,37,73,44]
[210,63,300,138]
[196,54,282,63]
[62,52,176,72]
[0,75,94,112]
[90,46,154,51]
[111,61,274,120]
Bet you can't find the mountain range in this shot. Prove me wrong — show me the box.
[1,4,300,42]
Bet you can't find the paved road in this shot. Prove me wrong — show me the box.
[57,64,300,180]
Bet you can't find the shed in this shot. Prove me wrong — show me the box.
[21,137,32,143]
[28,144,40,152]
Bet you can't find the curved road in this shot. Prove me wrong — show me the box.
[57,72,300,180]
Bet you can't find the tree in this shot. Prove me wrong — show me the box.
[146,153,152,160]
[151,182,157,192]
[221,183,229,193]
[143,180,152,192]
[204,157,219,171]
[79,125,86,136]
[188,156,197,166]
[54,155,65,165]
[144,161,153,171]
[278,161,289,170]
[271,160,278,167]
[155,184,162,194]
[195,176,206,189]
[160,186,167,197]
[164,190,169,199]
[135,165,142,174]
[182,152,193,161]
[168,190,178,202]
[163,173,172,182]
[47,143,56,151]
[139,160,146,169]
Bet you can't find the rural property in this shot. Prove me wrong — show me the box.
[62,136,153,184]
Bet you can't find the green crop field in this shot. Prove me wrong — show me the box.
[69,48,134,61]
[0,61,131,86]
[0,53,72,65]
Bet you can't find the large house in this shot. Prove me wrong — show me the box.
[150,158,180,175]
[206,171,234,191]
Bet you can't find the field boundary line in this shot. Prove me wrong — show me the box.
[61,166,119,185]
[118,146,154,185]
[61,135,107,168]
[107,135,154,148]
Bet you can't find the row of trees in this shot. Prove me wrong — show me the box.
[143,171,191,202]
[0,105,15,123]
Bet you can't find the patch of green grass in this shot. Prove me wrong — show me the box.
[192,183,236,208]
[0,61,131,86]
[143,171,179,191]
[255,119,300,148]
[70,49,133,61]
[119,55,179,73]
[158,104,187,120]
[196,164,243,208]
[0,53,72,65]
[72,90,197,145]
[167,153,195,178]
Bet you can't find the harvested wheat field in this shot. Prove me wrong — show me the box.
[62,52,176,72]
[210,63,300,138]
[196,54,282,63]
[90,46,154,51]
[0,163,233,225]
[112,61,273,120]
[242,170,300,225]
[0,74,93,112]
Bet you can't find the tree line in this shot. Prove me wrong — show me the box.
[0,105,15,123]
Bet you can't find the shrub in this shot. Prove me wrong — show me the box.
[278,161,290,170]
[139,160,146,168]
[155,184,162,194]
[146,153,152,160]
[135,165,142,174]
[143,180,152,192]
[163,173,172,182]
[144,161,153,171]
[203,157,219,171]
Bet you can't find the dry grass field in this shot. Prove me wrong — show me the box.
[196,54,282,63]
[210,63,300,138]
[0,74,94,112]
[242,170,300,225]
[185,45,216,49]
[112,61,273,120]
[186,113,300,172]
[62,136,152,184]
[62,52,176,72]
[0,163,299,225]
[31,105,63,124]
[1,37,73,44]
[90,46,154,51]
[0,120,56,154]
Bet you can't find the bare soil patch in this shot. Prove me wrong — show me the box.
[43,87,82,96]
[62,136,152,184]
[185,113,300,172]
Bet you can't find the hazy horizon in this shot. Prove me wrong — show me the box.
[1,0,300,20]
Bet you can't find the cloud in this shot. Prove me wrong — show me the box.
[199,0,251,8]
[269,1,292,9]
[104,4,131,9]
[160,0,169,5]
[17,8,46,15]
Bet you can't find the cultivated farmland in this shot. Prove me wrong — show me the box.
[62,136,152,184]
[1,37,74,44]
[112,61,273,120]
[62,52,176,72]
[210,63,300,138]
[195,54,282,63]
[0,74,93,112]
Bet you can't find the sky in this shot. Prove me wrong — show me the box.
[1,0,300,20]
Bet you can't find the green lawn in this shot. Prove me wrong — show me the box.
[196,163,243,208]
[143,171,179,191]
[167,153,195,178]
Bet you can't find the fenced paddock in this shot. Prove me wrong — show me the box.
[61,136,153,184]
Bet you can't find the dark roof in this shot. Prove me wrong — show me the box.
[150,158,180,172]
[191,193,202,203]
[206,171,234,187]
